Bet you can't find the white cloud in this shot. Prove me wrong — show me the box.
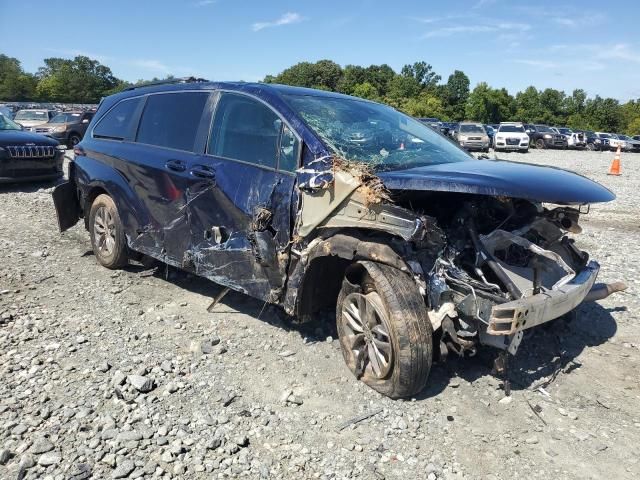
[252,12,304,32]
[194,0,216,5]
[606,43,640,63]
[422,21,530,38]
[551,13,605,28]
[131,59,171,73]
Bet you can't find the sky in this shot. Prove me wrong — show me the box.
[1,0,639,100]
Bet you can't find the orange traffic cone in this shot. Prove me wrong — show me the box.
[608,145,621,176]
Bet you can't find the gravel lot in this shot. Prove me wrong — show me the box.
[1,149,639,480]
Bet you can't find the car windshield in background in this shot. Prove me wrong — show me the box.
[499,125,525,133]
[535,125,553,133]
[15,111,48,121]
[0,115,22,130]
[50,113,80,123]
[558,128,572,134]
[459,125,485,134]
[282,94,472,171]
[599,133,612,138]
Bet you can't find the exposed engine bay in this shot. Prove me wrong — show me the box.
[387,191,622,359]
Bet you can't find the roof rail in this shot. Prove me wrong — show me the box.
[124,76,210,91]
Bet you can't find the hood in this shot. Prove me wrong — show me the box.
[377,159,615,205]
[15,120,48,128]
[0,130,59,146]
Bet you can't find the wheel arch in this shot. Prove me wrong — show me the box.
[286,231,414,323]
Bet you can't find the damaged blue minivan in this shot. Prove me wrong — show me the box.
[53,78,624,398]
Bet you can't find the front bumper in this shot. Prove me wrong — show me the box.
[487,260,599,335]
[459,140,489,150]
[0,150,64,183]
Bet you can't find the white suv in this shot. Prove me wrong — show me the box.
[494,122,529,152]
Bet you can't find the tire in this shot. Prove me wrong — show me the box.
[88,194,128,269]
[68,133,81,147]
[336,261,433,399]
[521,148,529,153]
[535,139,546,149]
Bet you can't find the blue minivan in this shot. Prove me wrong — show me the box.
[53,78,620,398]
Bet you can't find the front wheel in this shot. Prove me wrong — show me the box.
[535,139,546,149]
[68,133,81,147]
[89,194,129,269]
[336,262,433,399]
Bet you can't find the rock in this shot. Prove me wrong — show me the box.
[498,396,513,405]
[173,462,186,475]
[568,411,579,420]
[69,463,92,480]
[206,438,222,450]
[287,395,303,405]
[98,361,112,373]
[19,454,36,469]
[235,435,250,447]
[116,430,143,443]
[31,437,55,454]
[525,436,539,445]
[112,370,126,387]
[0,449,11,465]
[38,451,62,466]
[127,375,155,393]
[76,335,87,344]
[112,459,135,478]
[165,382,179,394]
[160,360,173,372]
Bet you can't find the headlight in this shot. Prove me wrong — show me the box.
[458,136,468,142]
[543,134,552,139]
[52,126,66,133]
[55,144,67,151]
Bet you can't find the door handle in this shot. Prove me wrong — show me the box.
[165,159,186,172]
[190,164,216,180]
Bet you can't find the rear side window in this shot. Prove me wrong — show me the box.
[208,93,281,168]
[93,98,142,140]
[136,92,208,151]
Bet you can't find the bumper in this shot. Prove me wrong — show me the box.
[544,139,568,148]
[495,142,529,151]
[0,172,62,184]
[487,261,600,335]
[459,141,489,150]
[52,179,81,231]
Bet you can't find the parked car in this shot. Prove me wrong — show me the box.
[577,130,603,151]
[595,132,625,151]
[454,122,490,152]
[494,122,529,152]
[31,111,94,147]
[553,127,586,149]
[616,134,640,152]
[633,135,640,142]
[53,80,621,399]
[0,106,13,119]
[13,109,58,129]
[484,124,496,148]
[525,124,568,149]
[0,113,64,183]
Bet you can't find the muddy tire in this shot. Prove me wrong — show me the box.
[336,262,433,399]
[89,194,128,269]
[68,133,81,147]
[535,139,546,149]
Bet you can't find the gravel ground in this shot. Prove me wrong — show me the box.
[0,149,638,480]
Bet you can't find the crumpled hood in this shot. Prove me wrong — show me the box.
[377,159,615,205]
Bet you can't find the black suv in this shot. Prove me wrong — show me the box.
[52,80,619,398]
[524,124,568,149]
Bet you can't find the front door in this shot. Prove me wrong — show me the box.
[186,92,299,302]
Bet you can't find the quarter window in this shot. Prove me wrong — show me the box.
[93,97,142,140]
[208,93,283,169]
[136,92,208,151]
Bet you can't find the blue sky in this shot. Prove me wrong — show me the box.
[2,0,639,100]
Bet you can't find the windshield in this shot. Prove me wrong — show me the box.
[15,110,48,121]
[0,114,22,131]
[598,133,611,138]
[618,134,630,140]
[498,125,525,133]
[459,124,485,134]
[50,113,80,123]
[535,125,553,133]
[283,94,472,171]
[558,128,572,134]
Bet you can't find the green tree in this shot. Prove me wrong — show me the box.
[465,83,514,123]
[0,54,37,101]
[444,70,470,121]
[400,61,441,90]
[263,60,342,91]
[35,56,120,103]
[584,96,622,132]
[400,92,445,118]
[539,88,566,125]
[515,86,543,122]
[351,82,379,101]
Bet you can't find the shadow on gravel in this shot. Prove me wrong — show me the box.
[416,300,618,399]
[133,265,619,400]
[0,178,63,194]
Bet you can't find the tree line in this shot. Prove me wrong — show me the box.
[2,53,639,134]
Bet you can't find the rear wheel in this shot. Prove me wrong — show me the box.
[336,262,433,398]
[535,139,546,149]
[89,194,128,269]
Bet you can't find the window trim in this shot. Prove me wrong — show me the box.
[91,95,146,142]
[133,90,211,153]
[204,90,301,175]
